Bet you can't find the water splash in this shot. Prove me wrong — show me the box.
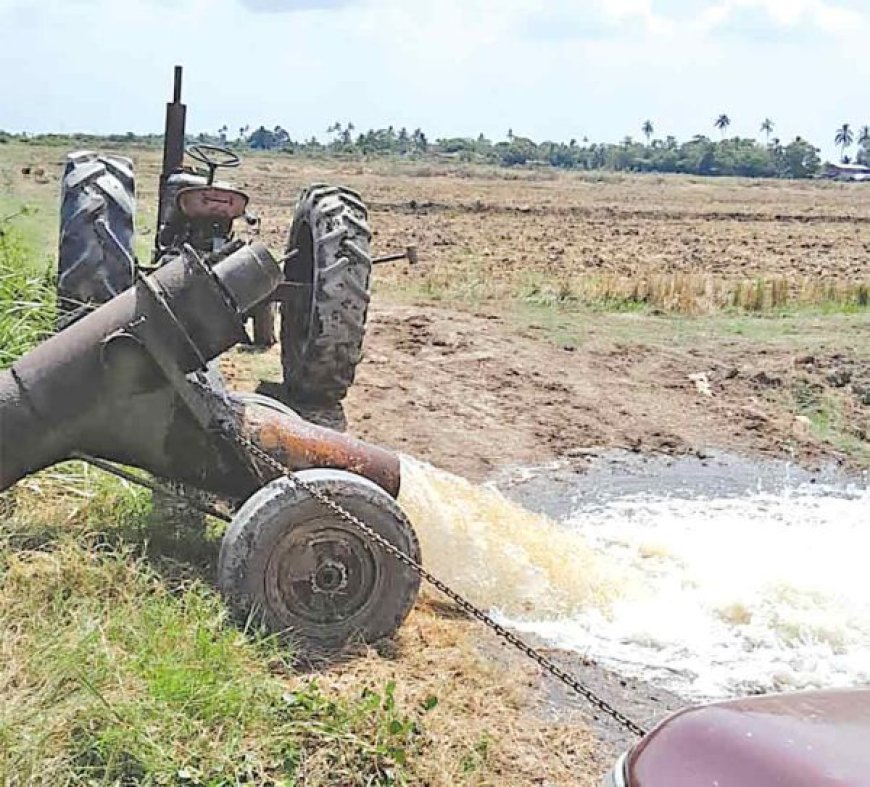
[398,456,621,617]
[399,454,870,700]
[532,483,870,699]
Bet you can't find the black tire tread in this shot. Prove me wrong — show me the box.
[57,151,136,322]
[280,185,372,403]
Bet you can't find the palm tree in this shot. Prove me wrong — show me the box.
[859,126,870,165]
[760,118,774,145]
[834,123,853,162]
[715,114,731,139]
[642,120,654,144]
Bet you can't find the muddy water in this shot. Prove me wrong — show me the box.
[398,452,870,701]
[398,457,622,617]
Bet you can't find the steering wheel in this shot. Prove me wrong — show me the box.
[185,144,241,184]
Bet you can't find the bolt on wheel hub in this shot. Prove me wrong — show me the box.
[311,557,349,594]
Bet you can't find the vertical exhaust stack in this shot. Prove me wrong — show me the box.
[155,65,187,255]
[163,65,186,174]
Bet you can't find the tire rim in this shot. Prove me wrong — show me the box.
[264,521,381,629]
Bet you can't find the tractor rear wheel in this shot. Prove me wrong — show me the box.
[280,185,372,404]
[57,151,137,327]
[218,469,421,660]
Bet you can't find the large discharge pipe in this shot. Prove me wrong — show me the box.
[0,242,400,501]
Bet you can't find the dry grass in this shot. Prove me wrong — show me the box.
[400,250,868,314]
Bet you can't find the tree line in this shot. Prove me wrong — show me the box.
[4,117,868,179]
[222,116,870,178]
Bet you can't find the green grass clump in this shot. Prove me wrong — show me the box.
[0,471,434,786]
[0,215,55,368]
[789,380,870,465]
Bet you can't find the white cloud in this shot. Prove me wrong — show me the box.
[694,0,868,35]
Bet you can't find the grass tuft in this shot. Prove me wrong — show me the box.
[0,215,56,368]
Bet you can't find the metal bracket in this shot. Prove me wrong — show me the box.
[128,318,213,433]
[128,308,265,484]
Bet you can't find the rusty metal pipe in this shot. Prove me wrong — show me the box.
[0,241,402,503]
[236,398,400,498]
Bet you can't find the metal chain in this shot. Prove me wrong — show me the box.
[76,433,649,736]
[231,431,649,738]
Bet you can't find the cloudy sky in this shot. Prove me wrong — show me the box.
[0,0,867,159]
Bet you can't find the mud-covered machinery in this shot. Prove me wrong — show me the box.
[0,241,420,656]
[56,65,403,404]
[2,66,423,657]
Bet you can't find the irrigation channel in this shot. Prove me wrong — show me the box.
[398,451,869,701]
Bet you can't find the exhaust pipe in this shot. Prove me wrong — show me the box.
[0,243,400,501]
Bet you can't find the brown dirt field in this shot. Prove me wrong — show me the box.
[4,145,869,783]
[227,301,868,480]
[243,160,870,285]
[11,146,870,286]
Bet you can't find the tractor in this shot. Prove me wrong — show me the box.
[3,66,423,658]
[56,65,396,404]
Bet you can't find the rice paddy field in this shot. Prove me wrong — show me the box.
[1,140,868,785]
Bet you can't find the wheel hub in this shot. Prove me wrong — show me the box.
[311,558,348,594]
[265,525,380,628]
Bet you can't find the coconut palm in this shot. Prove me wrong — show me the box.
[642,120,654,144]
[835,123,854,162]
[857,125,870,165]
[760,118,774,145]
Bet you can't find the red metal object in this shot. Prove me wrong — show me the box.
[624,689,870,787]
[177,187,249,221]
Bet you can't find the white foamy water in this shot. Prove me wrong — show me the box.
[399,456,870,700]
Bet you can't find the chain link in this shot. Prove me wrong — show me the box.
[232,431,649,738]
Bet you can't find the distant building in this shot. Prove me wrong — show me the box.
[820,162,870,182]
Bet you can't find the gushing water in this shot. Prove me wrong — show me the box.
[398,454,870,700]
[398,457,622,617]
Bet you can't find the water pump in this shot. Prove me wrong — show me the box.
[0,242,420,657]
